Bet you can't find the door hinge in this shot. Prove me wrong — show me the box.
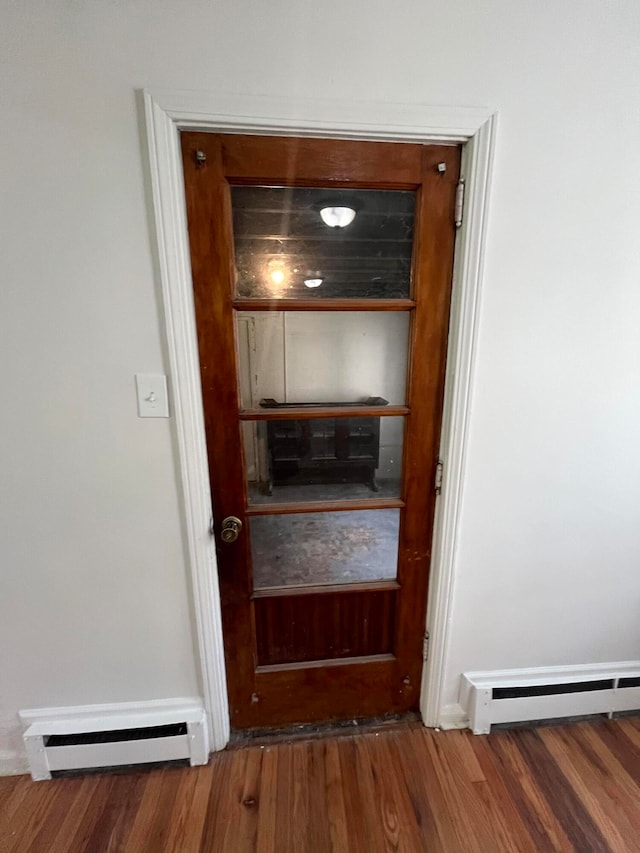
[434,458,444,495]
[455,178,465,228]
[422,632,430,662]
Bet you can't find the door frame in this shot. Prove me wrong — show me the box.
[141,88,497,751]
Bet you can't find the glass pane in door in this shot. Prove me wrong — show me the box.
[235,311,410,407]
[232,186,416,299]
[250,509,400,589]
[244,415,405,505]
[232,185,414,594]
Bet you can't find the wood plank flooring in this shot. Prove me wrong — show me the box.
[1,717,639,852]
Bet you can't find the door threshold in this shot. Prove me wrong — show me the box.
[227,711,422,749]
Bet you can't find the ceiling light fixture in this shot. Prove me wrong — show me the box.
[319,206,357,228]
[304,277,323,288]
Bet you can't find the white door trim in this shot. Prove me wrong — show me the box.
[142,89,497,746]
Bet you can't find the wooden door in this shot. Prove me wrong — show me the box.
[180,132,460,729]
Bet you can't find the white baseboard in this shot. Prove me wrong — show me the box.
[462,660,640,735]
[19,697,209,781]
[436,703,470,730]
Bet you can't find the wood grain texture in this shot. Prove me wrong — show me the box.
[219,134,424,187]
[232,298,416,311]
[239,405,409,421]
[180,132,256,728]
[2,719,640,852]
[253,580,400,598]
[254,589,397,665]
[392,144,461,706]
[246,498,404,517]
[252,658,398,726]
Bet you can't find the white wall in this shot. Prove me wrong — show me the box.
[2,0,640,772]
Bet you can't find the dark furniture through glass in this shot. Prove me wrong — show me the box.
[260,398,389,494]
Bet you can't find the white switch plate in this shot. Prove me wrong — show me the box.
[135,374,169,418]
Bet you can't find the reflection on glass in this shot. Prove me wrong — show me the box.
[236,311,410,407]
[250,509,400,589]
[231,186,416,299]
[244,416,404,504]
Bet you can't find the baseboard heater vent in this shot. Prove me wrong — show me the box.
[462,663,640,734]
[20,699,208,781]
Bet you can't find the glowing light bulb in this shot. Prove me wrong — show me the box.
[304,278,323,288]
[319,206,356,228]
[270,269,285,285]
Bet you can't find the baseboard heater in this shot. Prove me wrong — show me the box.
[462,662,640,735]
[20,699,208,781]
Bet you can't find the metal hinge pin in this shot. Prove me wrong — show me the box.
[435,458,444,495]
[455,178,465,228]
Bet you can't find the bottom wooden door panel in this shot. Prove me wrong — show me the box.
[250,658,411,728]
[254,587,398,666]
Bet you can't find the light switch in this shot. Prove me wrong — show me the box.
[135,374,169,418]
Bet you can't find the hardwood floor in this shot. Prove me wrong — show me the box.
[1,718,639,852]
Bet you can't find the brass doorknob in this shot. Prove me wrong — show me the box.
[220,516,243,543]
